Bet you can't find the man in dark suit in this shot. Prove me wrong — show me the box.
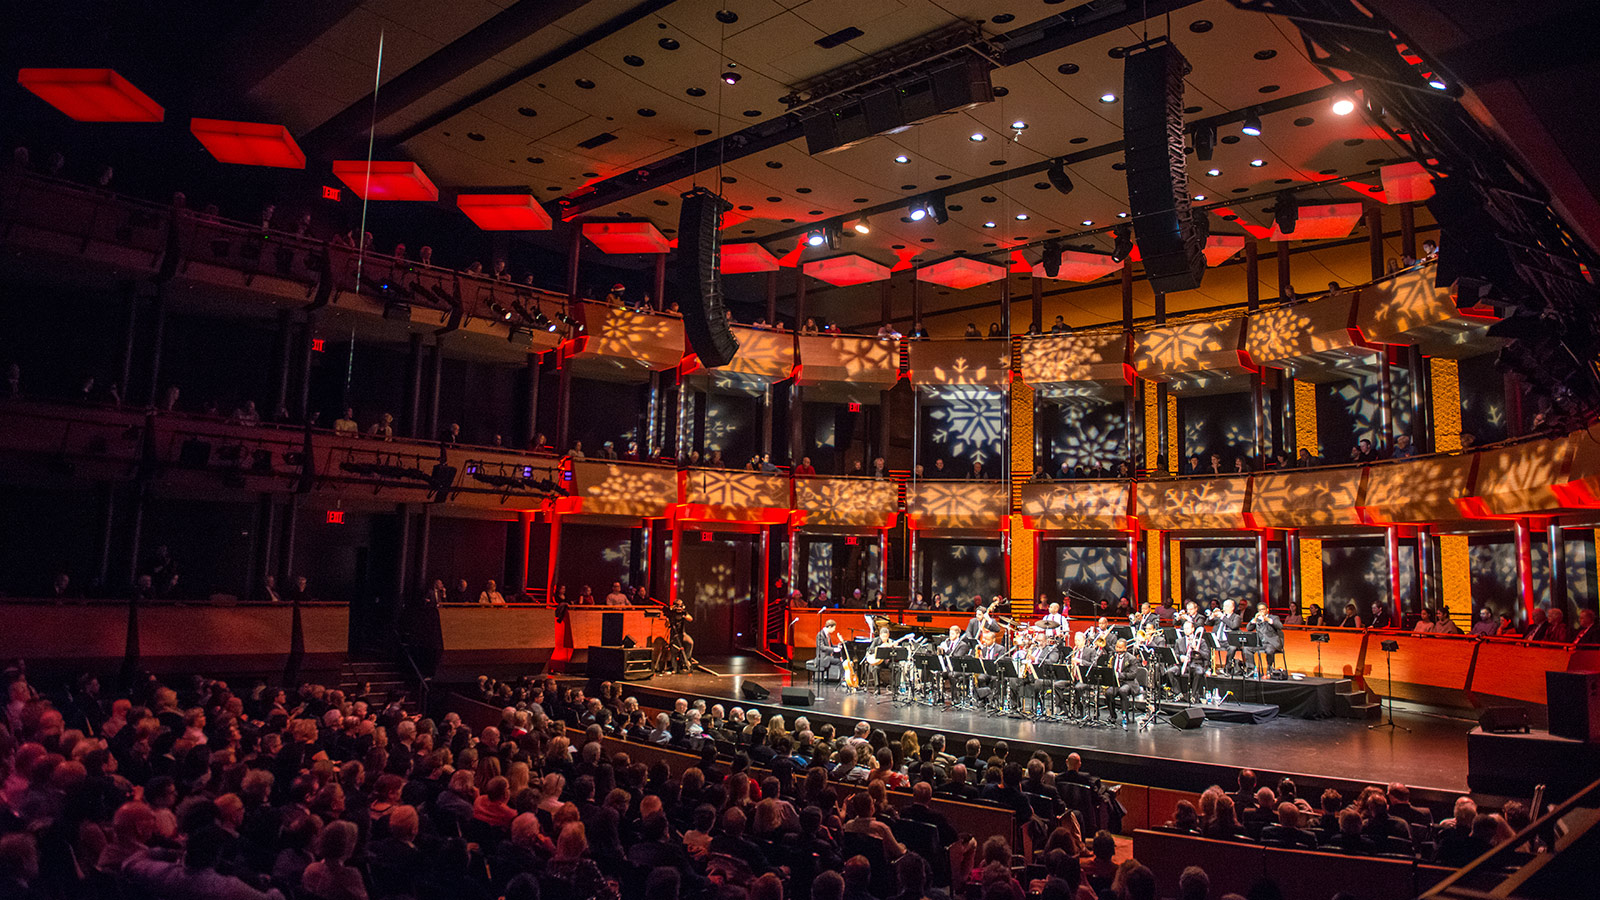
[1215,600,1244,674]
[981,763,1034,823]
[935,764,979,800]
[1322,809,1377,854]
[1259,802,1319,849]
[1573,608,1599,645]
[627,813,709,892]
[902,781,958,847]
[1385,783,1433,828]
[1250,602,1283,673]
[813,620,843,682]
[1232,769,1259,815]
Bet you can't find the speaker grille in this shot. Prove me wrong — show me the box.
[676,188,740,367]
[1123,42,1205,295]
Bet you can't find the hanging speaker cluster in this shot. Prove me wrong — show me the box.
[676,188,740,368]
[1122,40,1205,295]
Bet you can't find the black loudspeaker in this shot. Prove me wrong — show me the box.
[1547,670,1600,742]
[1479,706,1531,734]
[428,464,457,494]
[1122,41,1205,295]
[1170,707,1205,729]
[600,612,624,647]
[740,681,770,702]
[781,687,815,707]
[676,188,739,368]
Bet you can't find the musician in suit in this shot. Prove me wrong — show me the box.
[973,632,1006,703]
[813,620,843,682]
[1215,599,1244,675]
[937,625,966,655]
[1107,640,1147,727]
[1178,619,1211,700]
[1250,602,1284,673]
[965,605,992,642]
[1135,600,1161,634]
[865,625,898,692]
[1070,631,1103,716]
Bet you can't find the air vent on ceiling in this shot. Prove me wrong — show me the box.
[577,132,617,150]
[816,27,864,49]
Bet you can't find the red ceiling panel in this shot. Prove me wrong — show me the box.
[1380,161,1437,204]
[582,221,671,254]
[1031,250,1121,283]
[917,257,1007,290]
[17,68,163,122]
[1203,234,1249,267]
[331,160,439,201]
[456,194,553,230]
[804,254,891,286]
[190,118,305,168]
[721,242,780,274]
[1270,202,1365,241]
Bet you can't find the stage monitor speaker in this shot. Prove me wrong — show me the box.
[1170,707,1205,729]
[740,681,770,702]
[600,612,624,647]
[1478,705,1531,735]
[781,687,815,707]
[676,188,739,368]
[1546,671,1600,742]
[1122,41,1205,295]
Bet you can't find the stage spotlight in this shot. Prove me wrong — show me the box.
[849,216,871,235]
[1111,224,1133,263]
[1241,109,1262,137]
[1042,240,1064,278]
[909,195,947,225]
[807,228,827,246]
[1046,158,1075,195]
[1273,191,1298,235]
[722,71,741,85]
[1250,158,1266,167]
[531,307,553,331]
[908,199,927,222]
[1194,123,1216,161]
[1331,94,1356,116]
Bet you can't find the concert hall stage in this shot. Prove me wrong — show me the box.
[629,662,1475,803]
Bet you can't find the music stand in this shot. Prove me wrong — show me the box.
[952,656,984,709]
[882,646,911,701]
[1227,633,1263,704]
[1369,639,1411,732]
[1087,664,1117,724]
[1154,646,1179,701]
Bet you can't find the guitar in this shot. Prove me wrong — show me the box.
[841,653,860,689]
[865,633,916,666]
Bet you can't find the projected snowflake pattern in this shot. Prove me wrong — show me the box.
[694,561,735,607]
[1182,546,1285,607]
[1324,544,1416,613]
[1054,419,1126,470]
[586,303,681,366]
[1364,265,1453,337]
[795,478,897,527]
[928,541,1003,604]
[580,462,679,515]
[926,389,1006,463]
[931,357,991,385]
[806,543,832,597]
[1248,304,1316,364]
[688,470,788,509]
[1333,371,1414,440]
[1055,544,1130,602]
[1138,319,1233,374]
[1021,332,1116,384]
[702,403,743,454]
[910,482,1007,528]
[1022,483,1128,529]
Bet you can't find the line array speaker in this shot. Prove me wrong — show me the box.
[676,188,740,368]
[1122,41,1205,295]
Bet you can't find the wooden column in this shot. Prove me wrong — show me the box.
[999,277,1011,336]
[1276,240,1291,299]
[1258,531,1272,611]
[1285,530,1301,617]
[295,311,317,422]
[515,512,533,594]
[145,285,168,408]
[1367,205,1385,280]
[272,309,292,419]
[427,335,444,440]
[653,253,667,311]
[1377,346,1393,450]
[405,333,424,438]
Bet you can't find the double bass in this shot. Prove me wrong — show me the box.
[841,646,860,689]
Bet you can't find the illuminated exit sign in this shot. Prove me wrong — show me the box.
[322,185,342,201]
[326,509,345,524]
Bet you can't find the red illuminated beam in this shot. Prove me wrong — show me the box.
[190,118,305,168]
[804,254,891,286]
[1270,202,1364,241]
[582,221,671,254]
[917,257,1006,290]
[456,194,553,231]
[18,68,163,122]
[721,242,780,274]
[331,160,439,201]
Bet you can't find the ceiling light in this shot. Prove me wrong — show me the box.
[1427,78,1447,90]
[1011,120,1028,130]
[1099,93,1117,103]
[1241,110,1262,137]
[1081,219,1094,226]
[1206,168,1221,177]
[970,132,987,142]
[909,206,927,222]
[1250,158,1266,167]
[1046,158,1074,195]
[722,72,741,85]
[1015,213,1030,221]
[1116,212,1128,218]
[1111,224,1133,263]
[909,195,947,225]
[1193,194,1206,201]
[893,154,910,164]
[983,221,997,228]
[807,229,827,247]
[849,216,871,235]
[1331,95,1356,116]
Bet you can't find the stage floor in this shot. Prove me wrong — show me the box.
[632,661,1474,798]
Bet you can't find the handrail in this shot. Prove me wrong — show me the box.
[390,627,431,717]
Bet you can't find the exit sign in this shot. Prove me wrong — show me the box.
[700,531,713,542]
[311,338,325,352]
[326,509,345,524]
[845,535,858,545]
[848,401,861,412]
[321,185,342,201]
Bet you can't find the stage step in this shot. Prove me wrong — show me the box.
[1331,681,1383,719]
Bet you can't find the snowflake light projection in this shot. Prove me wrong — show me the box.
[694,561,735,607]
[806,543,833,597]
[1333,369,1414,443]
[687,470,788,509]
[1247,304,1316,365]
[1321,543,1413,613]
[1137,319,1231,374]
[579,462,678,516]
[582,302,681,367]
[931,357,990,385]
[794,478,897,527]
[799,334,896,384]
[1051,404,1126,470]
[1363,264,1455,337]
[909,481,1007,528]
[1054,543,1130,604]
[924,386,1005,464]
[1021,332,1116,384]
[927,541,1002,603]
[1181,545,1286,607]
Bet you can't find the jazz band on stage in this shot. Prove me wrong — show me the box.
[810,595,1284,730]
